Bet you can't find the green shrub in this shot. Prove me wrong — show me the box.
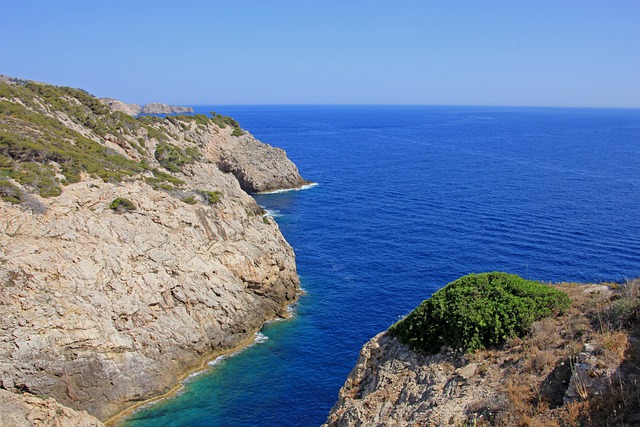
[199,189,222,205]
[231,128,244,137]
[194,114,210,126]
[154,142,200,172]
[109,197,136,212]
[181,195,197,204]
[389,272,571,353]
[11,161,61,197]
[143,124,168,142]
[211,113,240,129]
[145,168,185,190]
[0,178,22,204]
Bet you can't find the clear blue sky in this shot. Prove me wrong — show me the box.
[1,0,639,107]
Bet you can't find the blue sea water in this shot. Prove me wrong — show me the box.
[123,106,640,427]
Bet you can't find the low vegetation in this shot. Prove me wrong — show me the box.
[389,272,571,353]
[199,189,223,205]
[0,79,248,207]
[0,177,22,204]
[461,279,640,426]
[109,197,136,212]
[154,142,200,172]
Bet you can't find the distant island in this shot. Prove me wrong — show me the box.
[100,98,194,116]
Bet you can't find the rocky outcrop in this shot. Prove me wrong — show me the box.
[100,98,194,116]
[324,283,636,426]
[0,79,307,421]
[99,98,142,116]
[213,133,311,193]
[0,177,298,420]
[324,333,478,427]
[0,389,103,427]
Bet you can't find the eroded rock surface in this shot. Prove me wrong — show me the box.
[213,133,310,193]
[323,333,478,427]
[0,389,103,427]
[0,80,307,421]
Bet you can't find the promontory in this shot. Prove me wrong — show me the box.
[0,76,309,425]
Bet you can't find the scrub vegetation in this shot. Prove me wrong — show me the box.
[0,79,243,204]
[388,272,640,426]
[462,279,640,426]
[390,272,571,353]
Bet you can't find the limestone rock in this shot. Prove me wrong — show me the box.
[0,389,103,427]
[0,78,306,422]
[214,131,311,193]
[100,98,141,116]
[323,333,479,427]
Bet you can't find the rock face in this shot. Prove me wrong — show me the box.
[214,133,311,193]
[0,389,104,427]
[0,178,298,420]
[324,333,479,427]
[0,79,307,421]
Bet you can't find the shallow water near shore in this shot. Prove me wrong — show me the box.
[122,105,640,426]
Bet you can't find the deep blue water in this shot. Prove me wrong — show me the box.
[123,106,640,426]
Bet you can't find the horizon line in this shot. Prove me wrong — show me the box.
[181,103,640,111]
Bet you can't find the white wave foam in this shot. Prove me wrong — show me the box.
[269,304,296,323]
[254,331,269,343]
[208,355,226,367]
[184,370,205,381]
[258,182,318,194]
[262,209,282,218]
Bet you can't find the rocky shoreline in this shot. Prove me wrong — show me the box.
[0,77,309,425]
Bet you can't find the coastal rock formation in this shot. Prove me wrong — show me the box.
[214,133,311,193]
[324,283,638,426]
[324,332,476,426]
[99,98,142,116]
[100,98,194,116]
[0,389,103,427]
[0,78,307,421]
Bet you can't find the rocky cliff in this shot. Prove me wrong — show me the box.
[0,78,307,422]
[324,282,640,427]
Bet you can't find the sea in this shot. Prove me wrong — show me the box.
[122,105,640,426]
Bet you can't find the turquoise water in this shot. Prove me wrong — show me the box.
[123,106,640,426]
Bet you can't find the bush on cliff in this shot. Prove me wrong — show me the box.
[109,197,136,212]
[389,272,571,353]
[154,142,200,172]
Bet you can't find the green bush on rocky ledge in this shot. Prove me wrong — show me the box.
[109,197,136,212]
[389,272,571,353]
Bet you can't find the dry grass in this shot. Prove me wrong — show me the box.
[463,279,640,427]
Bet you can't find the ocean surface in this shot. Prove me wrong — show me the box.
[122,106,640,426]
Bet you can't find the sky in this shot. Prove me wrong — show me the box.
[1,0,639,107]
